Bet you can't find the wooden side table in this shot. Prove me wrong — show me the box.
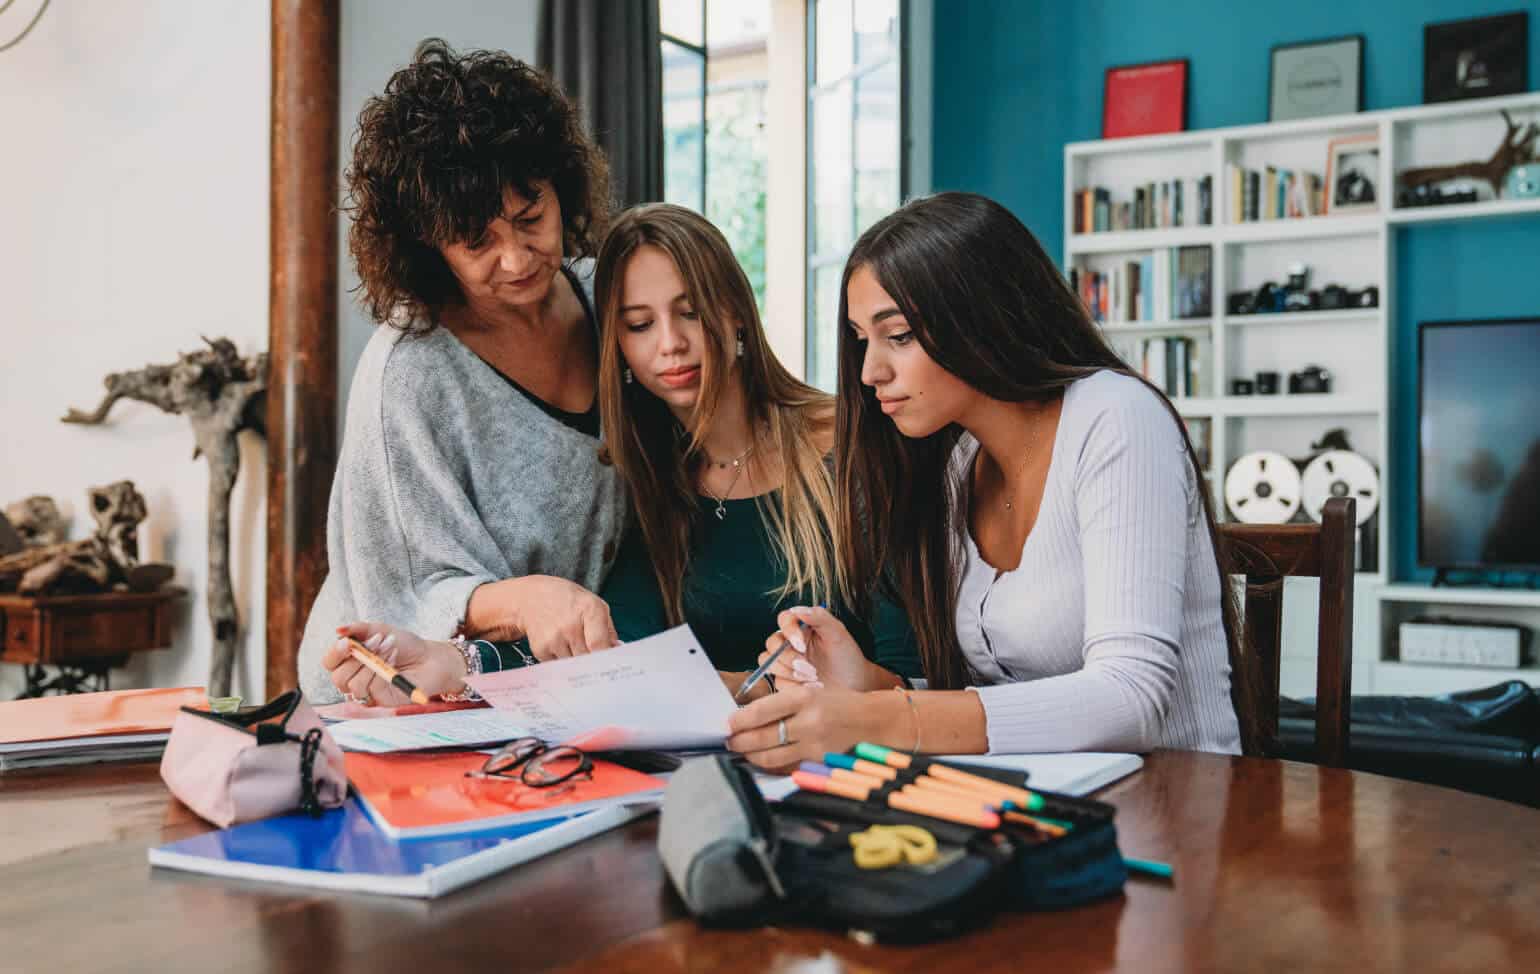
[0,587,186,697]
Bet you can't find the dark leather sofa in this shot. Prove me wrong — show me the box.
[1275,681,1540,807]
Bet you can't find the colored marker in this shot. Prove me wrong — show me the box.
[1001,810,1071,837]
[1123,857,1174,881]
[854,743,1047,812]
[927,762,1047,812]
[897,785,997,818]
[824,752,898,781]
[889,790,1000,830]
[854,741,913,768]
[791,769,872,802]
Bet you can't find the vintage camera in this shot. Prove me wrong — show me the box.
[1288,365,1332,394]
[1318,285,1349,310]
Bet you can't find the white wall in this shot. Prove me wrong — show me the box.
[337,0,541,411]
[0,0,270,700]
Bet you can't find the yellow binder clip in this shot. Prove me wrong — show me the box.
[849,824,939,869]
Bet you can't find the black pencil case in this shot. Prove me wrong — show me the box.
[781,754,1128,912]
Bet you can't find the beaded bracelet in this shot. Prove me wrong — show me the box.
[443,634,484,702]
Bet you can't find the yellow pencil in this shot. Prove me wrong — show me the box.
[344,637,428,705]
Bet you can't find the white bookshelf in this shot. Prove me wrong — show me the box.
[1064,92,1540,697]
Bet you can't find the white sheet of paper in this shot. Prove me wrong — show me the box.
[466,624,738,750]
[329,710,531,753]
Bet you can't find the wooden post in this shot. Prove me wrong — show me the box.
[267,0,339,696]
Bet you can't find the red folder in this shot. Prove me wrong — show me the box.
[344,751,667,839]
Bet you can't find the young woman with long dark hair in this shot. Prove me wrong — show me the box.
[728,192,1252,767]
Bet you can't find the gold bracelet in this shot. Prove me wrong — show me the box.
[894,686,921,754]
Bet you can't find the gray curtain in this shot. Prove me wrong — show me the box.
[539,0,664,208]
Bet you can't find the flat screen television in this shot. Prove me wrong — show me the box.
[1419,317,1540,572]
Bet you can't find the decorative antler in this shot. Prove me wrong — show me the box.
[1399,110,1540,193]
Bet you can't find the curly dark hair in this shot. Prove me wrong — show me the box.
[345,38,612,331]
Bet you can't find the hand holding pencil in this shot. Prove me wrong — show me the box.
[321,622,474,706]
[754,605,892,692]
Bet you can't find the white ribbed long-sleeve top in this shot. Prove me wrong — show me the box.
[956,370,1241,755]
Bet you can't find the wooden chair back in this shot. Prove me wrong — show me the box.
[1219,496,1356,766]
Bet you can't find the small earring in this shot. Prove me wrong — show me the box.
[736,332,745,359]
[623,367,633,385]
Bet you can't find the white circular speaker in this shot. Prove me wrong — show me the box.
[1224,451,1302,524]
[1301,450,1379,526]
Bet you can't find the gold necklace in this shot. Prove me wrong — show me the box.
[999,426,1039,512]
[703,440,756,471]
[703,444,756,520]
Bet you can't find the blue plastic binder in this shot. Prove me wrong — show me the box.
[148,798,647,898]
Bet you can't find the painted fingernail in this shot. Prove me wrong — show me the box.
[792,658,819,680]
[365,633,383,649]
[788,629,808,654]
[381,633,396,650]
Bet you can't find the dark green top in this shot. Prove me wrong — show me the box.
[599,493,922,678]
[484,492,922,680]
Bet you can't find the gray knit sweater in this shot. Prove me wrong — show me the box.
[297,270,627,703]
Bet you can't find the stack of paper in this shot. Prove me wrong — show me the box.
[0,686,206,772]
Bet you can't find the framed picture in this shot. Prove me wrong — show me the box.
[1103,59,1188,139]
[1325,133,1380,214]
[1269,35,1364,121]
[1424,12,1529,103]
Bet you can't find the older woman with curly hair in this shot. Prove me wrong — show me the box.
[298,39,627,705]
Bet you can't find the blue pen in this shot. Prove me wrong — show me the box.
[734,607,823,701]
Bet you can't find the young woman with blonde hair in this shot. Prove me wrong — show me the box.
[590,203,920,688]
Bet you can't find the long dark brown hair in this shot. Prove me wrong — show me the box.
[833,191,1259,754]
[594,204,839,624]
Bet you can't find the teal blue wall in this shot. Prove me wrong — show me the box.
[933,1,1540,580]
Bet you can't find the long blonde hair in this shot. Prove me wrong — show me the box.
[595,204,839,624]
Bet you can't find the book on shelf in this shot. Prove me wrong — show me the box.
[1106,335,1207,400]
[1226,163,1325,222]
[1071,176,1212,233]
[1071,243,1211,326]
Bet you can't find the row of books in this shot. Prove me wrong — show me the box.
[1227,164,1325,223]
[1072,176,1214,234]
[1107,336,1207,399]
[1069,246,1213,324]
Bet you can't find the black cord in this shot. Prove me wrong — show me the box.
[297,727,324,817]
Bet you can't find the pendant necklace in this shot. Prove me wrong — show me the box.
[703,442,757,520]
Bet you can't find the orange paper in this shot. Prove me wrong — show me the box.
[0,686,208,744]
[344,751,666,838]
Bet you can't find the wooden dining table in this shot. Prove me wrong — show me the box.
[2,750,1537,972]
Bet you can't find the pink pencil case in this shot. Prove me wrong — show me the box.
[160,690,347,828]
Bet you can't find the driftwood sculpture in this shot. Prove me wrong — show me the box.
[62,338,268,698]
[1399,110,1540,195]
[4,496,67,547]
[0,482,149,595]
